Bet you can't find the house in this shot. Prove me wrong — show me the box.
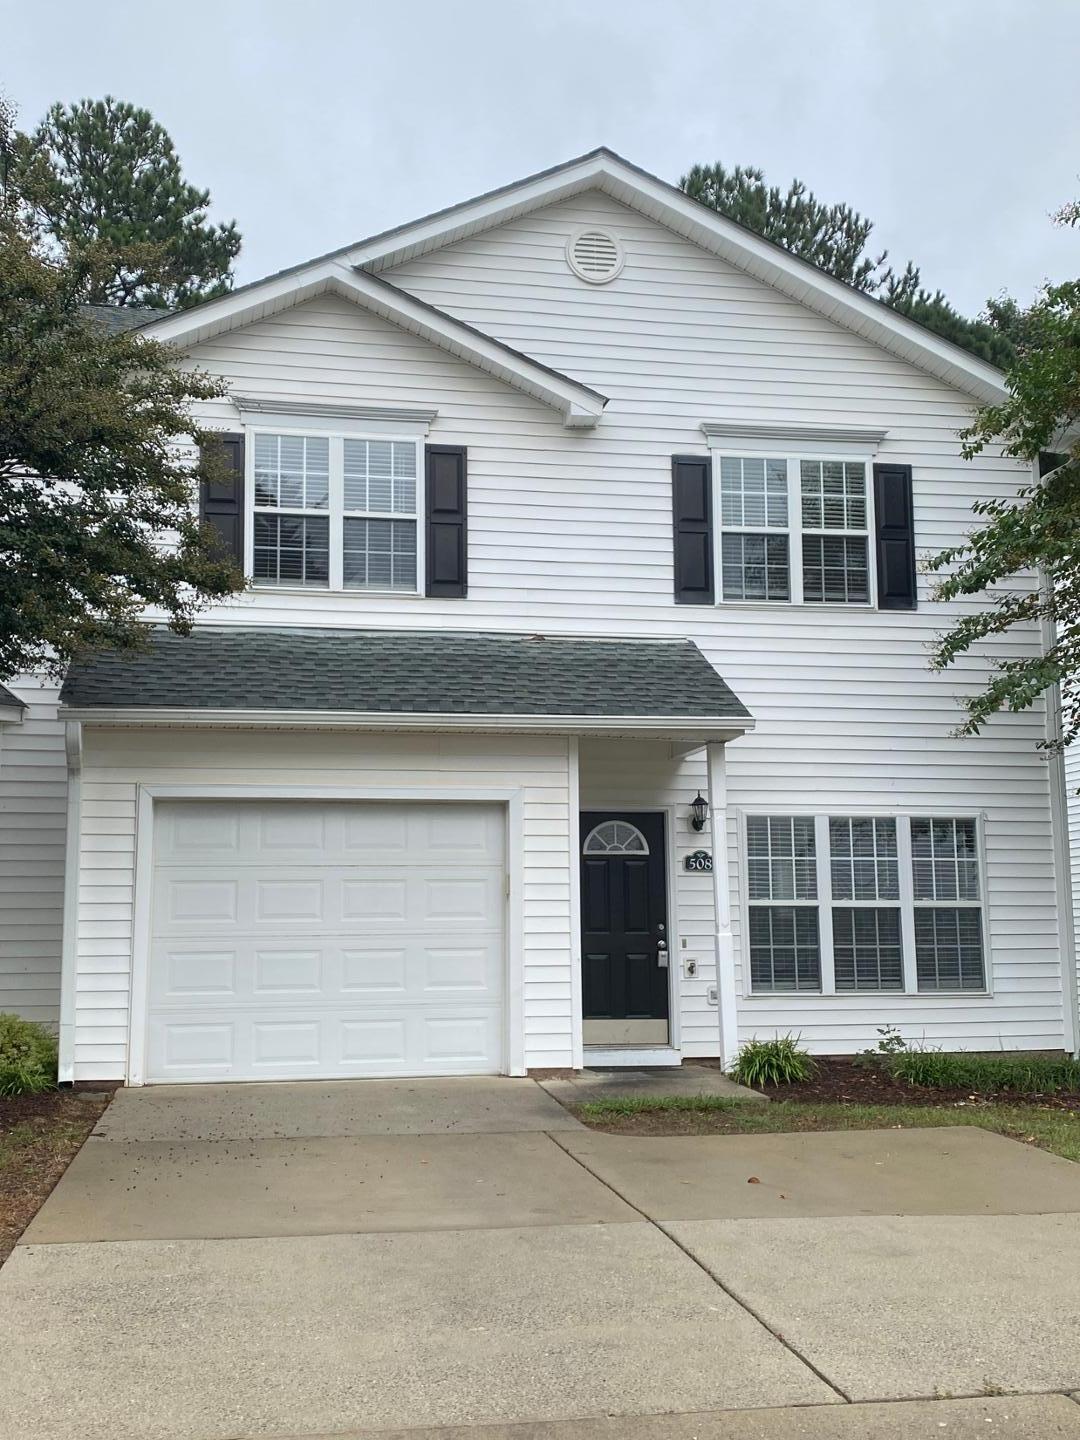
[2,147,1076,1084]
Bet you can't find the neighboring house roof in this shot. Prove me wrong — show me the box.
[59,627,752,737]
[0,683,25,723]
[80,304,173,334]
[137,147,1007,409]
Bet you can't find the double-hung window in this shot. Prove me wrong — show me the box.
[799,460,869,603]
[252,434,331,586]
[910,818,985,990]
[745,816,821,990]
[716,453,872,605]
[744,813,986,994]
[251,430,422,593]
[719,457,791,601]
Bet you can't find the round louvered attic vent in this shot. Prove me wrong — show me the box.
[566,227,624,284]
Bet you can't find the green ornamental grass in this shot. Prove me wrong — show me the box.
[888,1049,1080,1095]
[730,1034,817,1088]
[0,1013,59,1096]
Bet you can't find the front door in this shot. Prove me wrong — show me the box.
[580,812,669,1046]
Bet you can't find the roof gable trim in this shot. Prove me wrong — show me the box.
[350,149,1007,408]
[140,263,606,428]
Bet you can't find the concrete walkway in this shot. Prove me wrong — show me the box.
[3,1078,1080,1439]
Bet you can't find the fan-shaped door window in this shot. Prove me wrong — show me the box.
[582,820,651,856]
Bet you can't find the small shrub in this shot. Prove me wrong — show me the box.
[888,1049,1080,1095]
[854,1024,912,1068]
[730,1035,817,1088]
[0,1013,58,1096]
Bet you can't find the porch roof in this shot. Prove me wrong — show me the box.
[59,626,753,741]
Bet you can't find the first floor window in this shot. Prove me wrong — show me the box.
[911,818,984,989]
[251,430,421,592]
[746,815,820,991]
[745,813,986,995]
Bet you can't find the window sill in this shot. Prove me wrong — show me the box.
[717,599,876,612]
[248,583,426,599]
[740,990,993,1001]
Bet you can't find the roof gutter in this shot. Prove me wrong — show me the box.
[59,706,755,743]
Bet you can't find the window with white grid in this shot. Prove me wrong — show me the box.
[828,817,902,991]
[713,454,874,606]
[718,457,790,601]
[800,461,869,604]
[911,818,985,990]
[252,434,330,586]
[249,431,422,593]
[342,439,418,592]
[746,816,820,991]
[743,813,987,996]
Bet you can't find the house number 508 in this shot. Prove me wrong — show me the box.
[684,851,713,873]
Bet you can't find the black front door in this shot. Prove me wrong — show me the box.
[580,812,669,1042]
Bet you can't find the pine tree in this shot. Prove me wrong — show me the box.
[19,96,240,309]
[680,162,1013,367]
[0,96,245,679]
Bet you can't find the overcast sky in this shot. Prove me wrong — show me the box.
[4,0,1077,315]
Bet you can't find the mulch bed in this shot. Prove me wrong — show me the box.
[754,1056,1080,1111]
[0,1089,111,1264]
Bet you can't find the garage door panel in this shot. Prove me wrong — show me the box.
[146,801,506,1082]
[148,1003,503,1080]
[156,866,503,934]
[152,935,503,1009]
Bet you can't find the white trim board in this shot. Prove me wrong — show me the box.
[583,1046,682,1068]
[140,265,605,429]
[134,150,1005,413]
[60,709,755,742]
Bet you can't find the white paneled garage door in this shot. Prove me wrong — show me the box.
[145,800,506,1083]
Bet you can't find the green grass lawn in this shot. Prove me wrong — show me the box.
[576,1095,1080,1163]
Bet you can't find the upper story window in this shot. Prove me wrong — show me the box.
[715,453,872,606]
[250,430,422,593]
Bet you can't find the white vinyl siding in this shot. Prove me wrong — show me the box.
[70,183,1058,1060]
[70,727,572,1082]
[0,682,66,1026]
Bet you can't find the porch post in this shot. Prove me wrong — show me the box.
[706,741,739,1067]
[567,734,584,1070]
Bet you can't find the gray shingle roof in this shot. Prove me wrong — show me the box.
[0,683,24,712]
[79,304,173,335]
[60,627,750,720]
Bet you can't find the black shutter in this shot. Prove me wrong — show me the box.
[425,445,467,597]
[873,462,916,610]
[199,432,244,565]
[672,455,713,604]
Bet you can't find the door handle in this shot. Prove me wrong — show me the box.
[657,939,669,968]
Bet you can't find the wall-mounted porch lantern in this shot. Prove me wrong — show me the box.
[689,791,709,832]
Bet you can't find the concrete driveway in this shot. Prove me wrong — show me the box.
[3,1079,1080,1440]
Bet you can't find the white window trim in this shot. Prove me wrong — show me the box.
[709,448,877,609]
[245,423,426,597]
[736,808,992,999]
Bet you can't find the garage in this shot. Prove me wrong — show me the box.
[145,799,507,1082]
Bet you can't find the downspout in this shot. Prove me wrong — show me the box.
[706,741,739,1066]
[1034,446,1079,1055]
[57,720,82,1085]
[1041,571,1079,1058]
